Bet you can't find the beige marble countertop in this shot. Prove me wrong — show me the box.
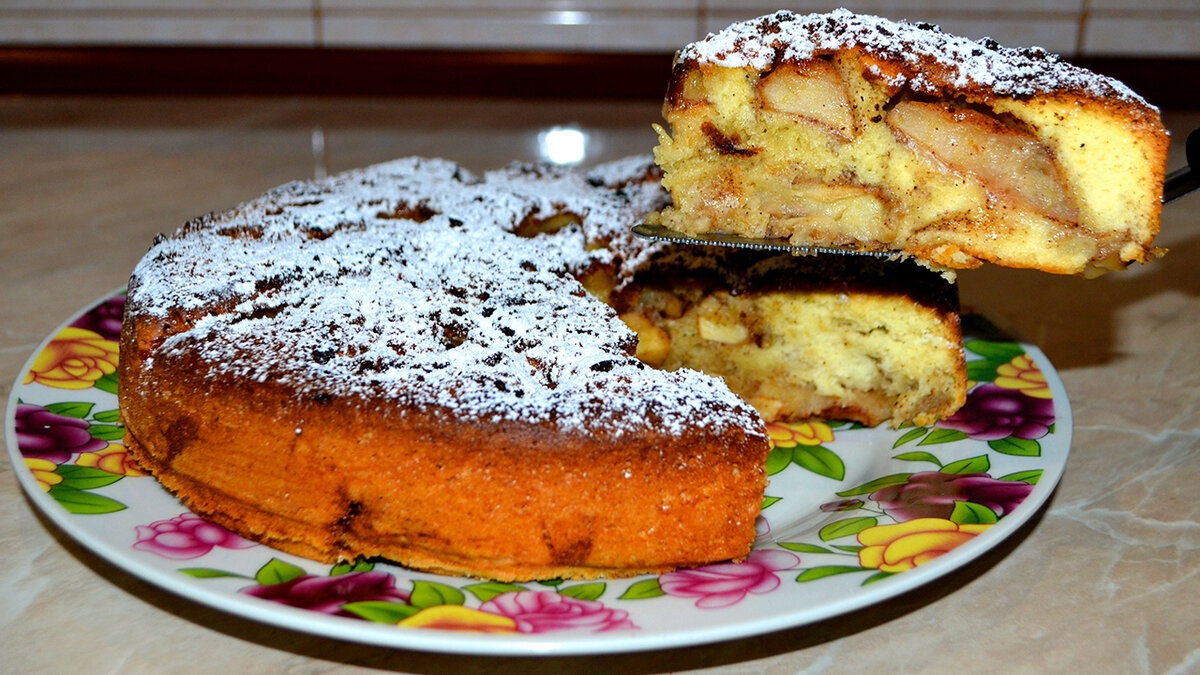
[2,97,1198,674]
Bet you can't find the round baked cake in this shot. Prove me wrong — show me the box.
[119,156,771,581]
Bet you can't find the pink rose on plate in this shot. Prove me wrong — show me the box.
[479,590,636,633]
[133,512,257,560]
[659,549,801,609]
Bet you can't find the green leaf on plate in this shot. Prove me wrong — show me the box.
[341,601,420,624]
[87,424,125,441]
[998,469,1043,484]
[941,454,990,475]
[831,544,865,553]
[862,571,895,586]
[918,428,969,446]
[950,500,999,525]
[93,371,119,395]
[762,495,782,510]
[965,340,1025,361]
[964,340,1026,383]
[966,360,1001,383]
[178,568,249,579]
[410,580,465,608]
[778,542,834,554]
[795,565,867,582]
[56,464,123,490]
[836,473,912,497]
[329,560,375,576]
[44,401,94,419]
[764,445,793,475]
[819,516,877,542]
[464,582,527,603]
[988,437,1042,457]
[255,558,306,586]
[892,427,930,448]
[47,485,126,514]
[558,582,606,601]
[92,408,123,423]
[619,578,665,600]
[892,451,942,466]
[792,445,845,481]
[537,578,563,587]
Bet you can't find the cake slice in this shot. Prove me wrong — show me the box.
[610,248,967,428]
[651,9,1169,276]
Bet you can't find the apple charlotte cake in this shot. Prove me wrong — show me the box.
[651,9,1169,276]
[120,155,964,581]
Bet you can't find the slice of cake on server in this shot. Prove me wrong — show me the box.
[650,9,1169,276]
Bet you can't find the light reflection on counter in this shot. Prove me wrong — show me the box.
[537,125,589,165]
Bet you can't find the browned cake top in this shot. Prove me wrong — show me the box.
[676,8,1151,107]
[127,156,763,438]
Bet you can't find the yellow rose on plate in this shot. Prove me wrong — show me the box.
[25,327,119,390]
[397,605,518,633]
[767,421,835,448]
[994,354,1051,399]
[858,518,993,573]
[24,458,63,492]
[76,443,147,477]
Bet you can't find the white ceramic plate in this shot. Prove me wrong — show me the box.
[7,290,1070,656]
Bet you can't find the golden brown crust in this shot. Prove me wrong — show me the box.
[120,344,767,581]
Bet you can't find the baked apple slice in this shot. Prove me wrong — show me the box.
[887,101,1078,222]
[758,60,856,139]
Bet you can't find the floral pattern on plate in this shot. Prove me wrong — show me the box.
[6,292,1072,654]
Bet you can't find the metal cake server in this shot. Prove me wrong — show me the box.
[630,221,896,257]
[1163,127,1199,205]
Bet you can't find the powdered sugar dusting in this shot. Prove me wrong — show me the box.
[682,8,1149,105]
[127,156,762,438]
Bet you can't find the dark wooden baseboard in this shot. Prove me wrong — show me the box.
[0,47,675,100]
[2,47,1197,108]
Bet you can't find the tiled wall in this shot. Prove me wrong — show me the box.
[1,1,1197,57]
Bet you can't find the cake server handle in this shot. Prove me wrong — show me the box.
[1163,127,1199,205]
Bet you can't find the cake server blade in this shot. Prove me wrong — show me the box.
[1163,127,1198,205]
[631,221,895,258]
